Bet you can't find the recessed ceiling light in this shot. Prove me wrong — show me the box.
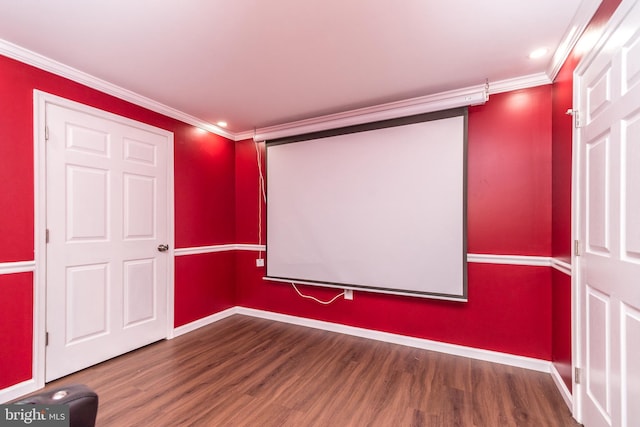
[529,48,548,59]
[216,121,228,128]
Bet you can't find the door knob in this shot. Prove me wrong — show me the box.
[157,244,169,252]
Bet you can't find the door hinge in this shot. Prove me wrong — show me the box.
[575,367,581,384]
[45,332,49,346]
[46,229,49,244]
[574,111,583,128]
[45,125,49,141]
[566,109,583,128]
[574,240,580,257]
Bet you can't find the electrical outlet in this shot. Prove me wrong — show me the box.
[256,258,264,267]
[344,289,353,300]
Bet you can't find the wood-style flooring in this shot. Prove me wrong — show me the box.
[38,315,579,426]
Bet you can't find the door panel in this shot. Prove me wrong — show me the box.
[622,113,640,259]
[45,102,170,382]
[621,304,640,426]
[586,135,610,254]
[123,259,156,327]
[67,166,109,241]
[124,173,156,238]
[585,285,611,424]
[66,263,109,343]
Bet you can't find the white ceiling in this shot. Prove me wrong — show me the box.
[0,0,599,136]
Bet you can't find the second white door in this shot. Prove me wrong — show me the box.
[575,0,640,425]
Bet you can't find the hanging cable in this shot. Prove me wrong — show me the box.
[255,140,267,203]
[291,283,345,305]
[254,138,267,258]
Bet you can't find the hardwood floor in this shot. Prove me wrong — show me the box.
[38,315,579,426]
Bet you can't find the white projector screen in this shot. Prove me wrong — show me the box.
[265,109,467,300]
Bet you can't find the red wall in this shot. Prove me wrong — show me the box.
[235,86,555,359]
[468,86,552,256]
[235,138,264,245]
[174,128,236,249]
[0,273,33,389]
[175,252,235,326]
[551,269,573,390]
[0,54,236,389]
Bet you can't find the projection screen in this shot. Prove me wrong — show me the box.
[265,108,467,301]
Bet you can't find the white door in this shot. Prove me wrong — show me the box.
[45,100,172,381]
[575,0,640,425]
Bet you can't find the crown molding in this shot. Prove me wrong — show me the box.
[0,39,234,140]
[251,85,488,142]
[546,0,603,82]
[240,73,556,141]
[234,130,257,141]
[487,73,553,95]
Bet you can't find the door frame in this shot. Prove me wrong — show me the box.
[571,0,637,422]
[32,90,175,389]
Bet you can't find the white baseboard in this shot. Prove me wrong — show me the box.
[550,363,573,410]
[172,307,238,338]
[235,307,552,373]
[3,305,557,403]
[0,379,39,404]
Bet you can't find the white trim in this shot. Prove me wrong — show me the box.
[250,85,488,142]
[33,92,47,395]
[571,70,584,422]
[550,362,574,410]
[0,261,36,275]
[235,244,266,251]
[175,244,237,256]
[487,73,552,95]
[551,258,572,275]
[236,307,552,373]
[0,378,39,404]
[546,0,604,82]
[0,39,233,140]
[234,130,259,141]
[174,244,265,256]
[468,254,573,275]
[165,131,176,341]
[172,307,238,338]
[467,253,552,267]
[32,90,176,387]
[175,249,574,272]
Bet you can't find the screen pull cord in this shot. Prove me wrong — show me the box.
[291,283,345,305]
[254,137,267,259]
